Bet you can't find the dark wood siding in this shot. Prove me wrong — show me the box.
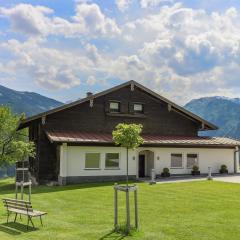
[38,125,58,181]
[29,122,58,182]
[45,85,199,136]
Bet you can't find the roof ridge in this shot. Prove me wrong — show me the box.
[18,80,218,131]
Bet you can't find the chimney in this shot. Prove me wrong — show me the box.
[86,92,93,97]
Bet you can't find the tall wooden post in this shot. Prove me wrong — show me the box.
[29,182,31,201]
[134,185,138,229]
[114,183,118,229]
[21,182,23,200]
[15,184,18,199]
[126,188,130,232]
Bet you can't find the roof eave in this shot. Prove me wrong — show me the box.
[18,80,218,131]
[48,140,238,148]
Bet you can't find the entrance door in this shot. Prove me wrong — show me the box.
[139,155,145,178]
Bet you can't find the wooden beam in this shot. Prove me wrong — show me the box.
[89,98,94,108]
[131,83,134,91]
[41,115,46,125]
[168,104,172,112]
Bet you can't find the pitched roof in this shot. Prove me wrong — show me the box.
[45,130,240,148]
[45,130,240,147]
[18,80,218,130]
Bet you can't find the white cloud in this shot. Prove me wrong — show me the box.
[111,4,240,103]
[86,75,97,85]
[0,2,121,38]
[0,4,53,36]
[1,2,240,104]
[137,5,240,77]
[36,67,80,89]
[73,3,121,37]
[140,0,174,8]
[84,43,101,64]
[0,38,91,89]
[115,0,133,12]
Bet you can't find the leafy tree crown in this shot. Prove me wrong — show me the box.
[0,106,35,166]
[112,123,144,149]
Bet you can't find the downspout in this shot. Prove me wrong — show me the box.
[234,146,240,174]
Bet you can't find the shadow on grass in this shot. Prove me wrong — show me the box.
[0,222,36,235]
[0,183,15,194]
[29,181,137,195]
[98,230,127,240]
[0,178,138,195]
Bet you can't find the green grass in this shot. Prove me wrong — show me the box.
[1,178,240,239]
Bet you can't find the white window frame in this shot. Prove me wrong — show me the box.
[133,103,144,114]
[170,153,183,169]
[109,101,120,113]
[186,153,199,169]
[85,152,101,170]
[105,152,120,170]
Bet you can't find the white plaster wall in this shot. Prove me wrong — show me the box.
[138,147,235,175]
[61,145,235,177]
[65,146,137,176]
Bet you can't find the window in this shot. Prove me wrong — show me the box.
[85,153,100,169]
[105,153,120,169]
[187,154,198,169]
[133,103,143,114]
[171,154,183,168]
[109,101,120,113]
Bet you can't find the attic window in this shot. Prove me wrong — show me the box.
[109,101,120,113]
[133,103,143,114]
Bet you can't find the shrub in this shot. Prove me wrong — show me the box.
[161,168,170,177]
[219,164,228,174]
[163,168,169,174]
[220,164,227,170]
[192,165,199,172]
[191,165,200,176]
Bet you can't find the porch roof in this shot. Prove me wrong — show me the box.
[45,130,240,148]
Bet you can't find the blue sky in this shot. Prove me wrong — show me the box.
[0,0,240,104]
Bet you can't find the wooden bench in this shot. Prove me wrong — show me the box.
[2,198,47,229]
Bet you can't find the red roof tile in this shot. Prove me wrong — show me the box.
[45,130,240,147]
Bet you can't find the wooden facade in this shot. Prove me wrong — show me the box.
[21,81,217,182]
[45,85,200,135]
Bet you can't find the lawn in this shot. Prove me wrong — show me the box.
[0,179,240,240]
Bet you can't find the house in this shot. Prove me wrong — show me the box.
[18,80,240,185]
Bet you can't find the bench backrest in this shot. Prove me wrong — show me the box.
[2,198,33,212]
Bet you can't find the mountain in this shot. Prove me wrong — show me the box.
[0,85,63,117]
[214,96,240,105]
[184,96,240,139]
[1,84,240,139]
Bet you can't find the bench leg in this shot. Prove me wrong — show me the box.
[14,213,18,223]
[28,216,35,229]
[40,216,43,226]
[27,216,35,230]
[27,216,29,230]
[7,211,9,224]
